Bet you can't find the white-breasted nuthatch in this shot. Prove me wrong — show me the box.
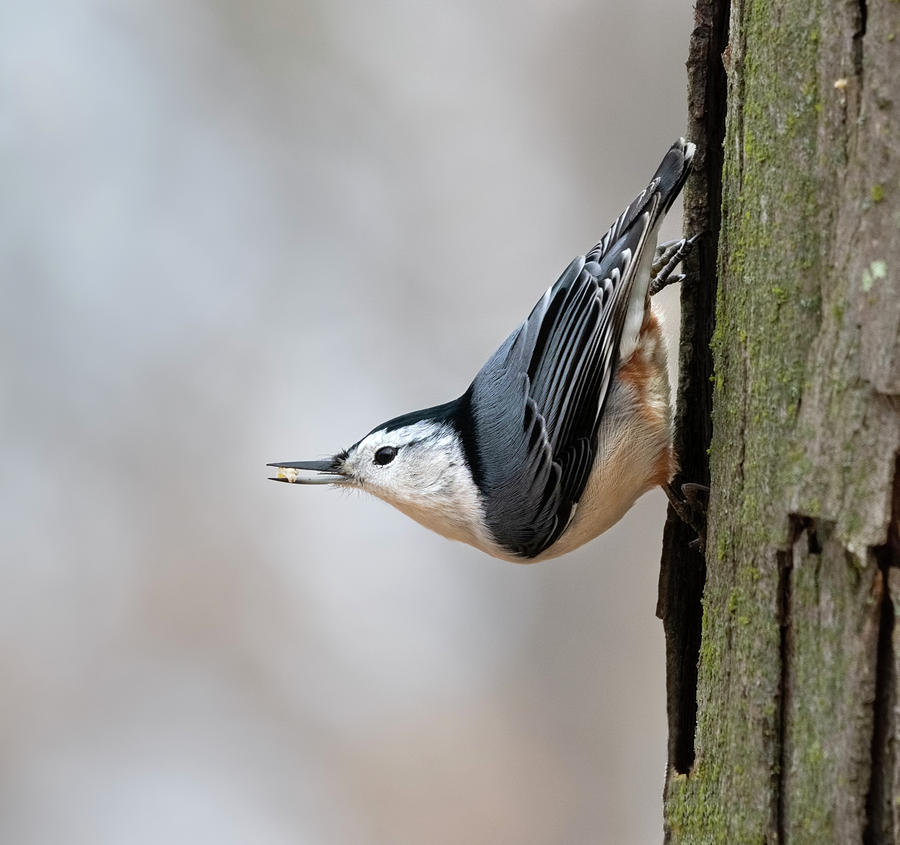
[270,139,697,562]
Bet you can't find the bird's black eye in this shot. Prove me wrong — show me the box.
[374,446,398,466]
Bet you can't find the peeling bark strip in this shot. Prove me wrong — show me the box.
[663,0,900,840]
[657,0,729,778]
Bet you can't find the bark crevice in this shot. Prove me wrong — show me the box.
[862,564,894,845]
[863,456,899,844]
[774,526,796,845]
[657,0,729,780]
[852,0,867,84]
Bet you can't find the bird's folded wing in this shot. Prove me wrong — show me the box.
[468,188,661,558]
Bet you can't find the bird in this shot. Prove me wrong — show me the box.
[269,138,698,563]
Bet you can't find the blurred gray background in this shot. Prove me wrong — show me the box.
[1,1,693,842]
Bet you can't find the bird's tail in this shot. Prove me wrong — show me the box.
[585,138,694,266]
[652,137,695,212]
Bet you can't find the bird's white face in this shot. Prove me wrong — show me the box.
[342,421,464,504]
[270,419,499,553]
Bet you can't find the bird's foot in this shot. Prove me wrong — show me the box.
[649,233,703,296]
[664,481,709,554]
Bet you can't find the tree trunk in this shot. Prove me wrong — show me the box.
[659,0,900,841]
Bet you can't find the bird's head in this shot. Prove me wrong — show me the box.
[269,418,458,499]
[268,400,491,548]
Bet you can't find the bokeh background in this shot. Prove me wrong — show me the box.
[2,1,694,842]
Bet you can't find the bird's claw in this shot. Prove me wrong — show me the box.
[649,232,703,296]
[665,481,709,554]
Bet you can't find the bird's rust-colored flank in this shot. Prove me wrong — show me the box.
[617,309,676,488]
[652,440,678,489]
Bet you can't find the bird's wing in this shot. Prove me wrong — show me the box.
[465,141,692,558]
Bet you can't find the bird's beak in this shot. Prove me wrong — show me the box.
[267,457,350,485]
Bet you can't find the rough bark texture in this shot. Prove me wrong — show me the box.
[661,0,900,841]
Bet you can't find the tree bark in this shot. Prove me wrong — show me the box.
[660,0,900,842]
